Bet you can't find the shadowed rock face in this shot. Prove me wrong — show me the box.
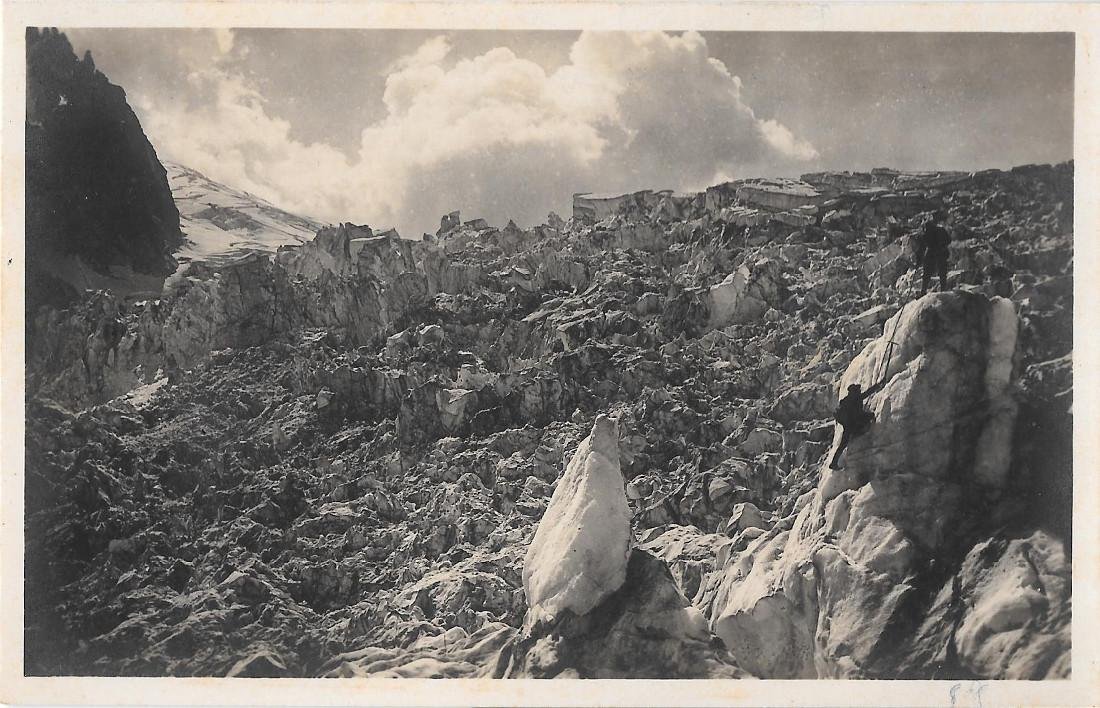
[501,548,745,679]
[25,27,182,312]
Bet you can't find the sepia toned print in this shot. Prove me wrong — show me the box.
[8,7,1088,701]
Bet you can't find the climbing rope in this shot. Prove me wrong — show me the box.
[871,304,907,389]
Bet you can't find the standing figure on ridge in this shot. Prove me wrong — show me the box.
[915,210,952,295]
[829,379,886,469]
[81,293,126,392]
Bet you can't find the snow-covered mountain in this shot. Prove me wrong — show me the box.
[167,161,327,266]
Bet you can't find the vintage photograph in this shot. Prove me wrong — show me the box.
[15,18,1077,689]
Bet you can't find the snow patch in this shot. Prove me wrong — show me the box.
[120,377,168,409]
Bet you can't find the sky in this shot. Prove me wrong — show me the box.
[64,29,1074,238]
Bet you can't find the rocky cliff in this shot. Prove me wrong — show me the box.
[24,160,1072,678]
[25,28,182,313]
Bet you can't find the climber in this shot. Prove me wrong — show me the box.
[81,312,125,393]
[829,379,886,469]
[915,210,952,295]
[987,263,1014,298]
[81,296,126,392]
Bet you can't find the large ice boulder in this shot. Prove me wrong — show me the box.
[817,290,1019,503]
[279,223,359,279]
[706,258,781,330]
[500,417,746,678]
[523,414,632,621]
[704,292,1069,679]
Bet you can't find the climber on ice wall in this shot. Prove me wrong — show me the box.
[828,304,905,469]
[829,379,886,469]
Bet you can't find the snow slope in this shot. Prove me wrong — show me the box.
[167,161,327,266]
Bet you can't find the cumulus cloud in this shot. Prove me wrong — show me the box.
[383,34,451,74]
[759,119,820,162]
[141,30,819,236]
[139,69,356,219]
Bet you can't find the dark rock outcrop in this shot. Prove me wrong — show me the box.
[25,27,182,314]
[499,549,745,678]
